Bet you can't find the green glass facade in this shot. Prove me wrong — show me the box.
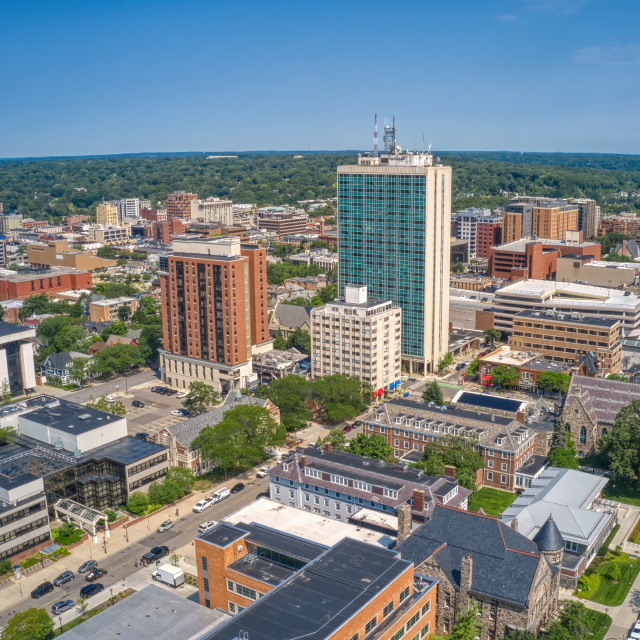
[338,172,426,358]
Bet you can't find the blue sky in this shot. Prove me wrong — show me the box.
[1,0,639,157]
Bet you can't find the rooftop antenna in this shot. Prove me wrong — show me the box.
[383,115,396,154]
[374,114,378,156]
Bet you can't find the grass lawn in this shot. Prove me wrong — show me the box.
[589,557,640,606]
[584,608,612,640]
[468,487,517,517]
[53,608,102,636]
[602,479,640,507]
[52,527,84,546]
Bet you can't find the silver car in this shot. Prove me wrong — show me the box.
[53,570,74,586]
[157,519,174,533]
[78,560,98,574]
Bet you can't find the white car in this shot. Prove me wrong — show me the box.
[171,409,187,416]
[192,500,212,513]
[176,392,188,398]
[198,521,217,533]
[105,396,115,403]
[210,488,230,503]
[256,467,269,478]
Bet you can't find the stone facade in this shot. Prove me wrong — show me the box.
[561,394,599,457]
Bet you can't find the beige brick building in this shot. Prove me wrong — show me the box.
[27,240,117,270]
[311,285,401,388]
[96,203,118,226]
[190,197,233,224]
[164,191,197,220]
[89,296,137,322]
[87,224,131,245]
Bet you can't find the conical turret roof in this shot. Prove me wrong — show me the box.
[533,515,564,552]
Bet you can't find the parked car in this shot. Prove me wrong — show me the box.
[151,386,161,392]
[80,583,104,598]
[132,400,145,408]
[464,361,471,366]
[171,409,189,417]
[53,570,74,587]
[231,483,245,494]
[85,568,107,582]
[78,560,98,574]
[157,519,174,533]
[455,363,465,370]
[51,600,74,615]
[481,297,489,302]
[193,499,212,513]
[210,487,230,503]
[256,468,269,478]
[342,424,352,433]
[31,582,54,599]
[198,520,217,532]
[105,396,115,403]
[352,421,362,428]
[141,546,169,565]
[176,391,188,398]
[135,432,150,441]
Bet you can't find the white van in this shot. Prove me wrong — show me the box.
[210,487,230,503]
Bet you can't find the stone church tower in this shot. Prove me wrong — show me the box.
[533,515,564,568]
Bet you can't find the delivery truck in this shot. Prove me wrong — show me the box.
[152,564,185,588]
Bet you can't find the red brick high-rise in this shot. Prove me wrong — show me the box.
[477,218,502,258]
[158,236,268,392]
[163,191,197,220]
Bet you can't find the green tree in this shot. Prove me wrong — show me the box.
[273,331,287,350]
[0,608,55,640]
[126,491,149,516]
[286,328,311,354]
[600,399,640,481]
[165,466,195,493]
[439,352,453,369]
[347,433,394,460]
[86,395,127,416]
[451,261,464,273]
[483,328,501,346]
[68,357,90,387]
[182,381,220,414]
[0,425,15,445]
[466,357,480,376]
[607,373,630,382]
[548,433,580,470]
[137,325,163,360]
[117,305,131,321]
[316,283,338,304]
[610,562,622,581]
[19,294,52,320]
[58,521,76,537]
[89,343,145,377]
[594,231,631,255]
[422,381,445,405]
[268,376,312,432]
[0,379,11,403]
[193,405,285,478]
[536,371,571,394]
[100,320,128,342]
[449,603,483,640]
[545,600,590,640]
[551,417,567,450]
[142,273,151,281]
[318,428,347,451]
[312,374,370,424]
[489,365,520,389]
[139,296,157,314]
[97,245,116,259]
[148,477,184,505]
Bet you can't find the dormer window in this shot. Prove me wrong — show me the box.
[443,426,450,434]
[405,418,412,426]
[395,417,402,425]
[283,462,290,471]
[497,437,504,446]
[433,424,439,433]
[376,413,382,421]
[452,428,460,436]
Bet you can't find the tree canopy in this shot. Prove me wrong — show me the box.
[600,399,640,481]
[536,371,571,394]
[347,433,394,460]
[422,381,444,405]
[264,376,312,432]
[0,607,55,640]
[182,381,220,414]
[89,343,145,376]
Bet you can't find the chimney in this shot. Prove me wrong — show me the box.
[320,219,325,234]
[449,322,453,332]
[516,409,526,425]
[510,517,518,532]
[300,455,307,469]
[324,442,331,452]
[413,489,425,512]
[460,553,473,598]
[444,465,456,478]
[397,504,412,544]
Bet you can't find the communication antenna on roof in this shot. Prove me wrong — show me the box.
[383,116,396,154]
[374,114,378,156]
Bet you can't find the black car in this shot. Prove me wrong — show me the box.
[142,545,169,564]
[53,570,74,586]
[132,400,145,408]
[31,582,54,599]
[231,483,245,494]
[456,363,465,370]
[80,583,104,598]
[135,432,150,440]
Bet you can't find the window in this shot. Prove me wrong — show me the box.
[203,578,210,592]
[305,468,322,479]
[314,495,320,504]
[201,556,208,571]
[365,617,377,633]
[399,586,410,602]
[420,623,430,638]
[421,600,431,615]
[501,463,507,471]
[394,439,400,446]
[331,475,349,486]
[390,628,405,640]
[289,490,294,499]
[501,475,507,484]
[489,605,496,621]
[565,540,579,553]
[354,481,371,492]
[406,612,420,631]
[383,488,398,499]
[502,451,509,459]
[487,460,494,468]
[274,486,280,495]
[444,593,451,608]
[404,441,409,449]
[487,472,493,481]
[383,601,394,618]
[324,499,329,507]
[305,494,310,502]
[228,602,245,614]
[205,599,211,609]
[580,427,587,444]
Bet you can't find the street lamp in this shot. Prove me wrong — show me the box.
[110,587,113,600]
[58,615,63,632]
[604,608,608,627]
[629,565,632,584]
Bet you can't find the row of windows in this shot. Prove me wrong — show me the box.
[128,454,167,477]
[0,532,50,560]
[0,517,49,545]
[0,500,46,529]
[227,579,262,601]
[129,467,167,491]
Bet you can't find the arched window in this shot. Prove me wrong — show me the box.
[602,428,607,436]
[565,423,571,432]
[580,427,587,444]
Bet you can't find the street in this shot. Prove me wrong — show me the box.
[64,368,162,404]
[0,476,268,626]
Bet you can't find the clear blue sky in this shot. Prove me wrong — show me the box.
[1,0,639,158]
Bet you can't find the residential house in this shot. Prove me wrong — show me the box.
[105,335,138,348]
[40,351,92,385]
[268,303,312,339]
[397,505,561,639]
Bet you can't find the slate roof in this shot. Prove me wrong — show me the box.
[83,320,112,334]
[499,467,612,547]
[613,239,640,259]
[271,303,311,330]
[165,394,272,449]
[42,351,90,370]
[562,375,640,424]
[127,329,143,340]
[533,515,564,552]
[576,352,599,376]
[397,505,548,608]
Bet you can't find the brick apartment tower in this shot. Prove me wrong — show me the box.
[164,191,198,220]
[159,236,269,392]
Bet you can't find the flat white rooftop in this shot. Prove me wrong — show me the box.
[223,498,397,548]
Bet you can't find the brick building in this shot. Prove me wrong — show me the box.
[532,201,579,240]
[259,213,307,237]
[89,296,137,322]
[95,203,118,226]
[398,506,561,639]
[143,218,183,243]
[509,309,622,375]
[0,268,92,301]
[62,215,90,228]
[164,191,197,220]
[197,532,437,640]
[362,398,536,493]
[27,240,117,270]
[139,208,167,222]
[501,202,534,243]
[476,217,502,258]
[598,216,640,241]
[487,237,601,280]
[158,236,269,392]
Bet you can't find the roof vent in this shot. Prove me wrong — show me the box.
[68,425,74,430]
[97,417,103,422]
[106,416,110,420]
[73,449,82,458]
[78,413,91,421]
[54,441,63,450]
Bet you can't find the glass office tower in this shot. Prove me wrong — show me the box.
[338,152,451,376]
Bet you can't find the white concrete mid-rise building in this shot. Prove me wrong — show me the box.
[190,197,233,224]
[311,285,401,389]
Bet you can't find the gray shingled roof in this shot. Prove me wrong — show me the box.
[166,395,271,449]
[563,375,640,424]
[271,304,311,329]
[127,329,143,340]
[42,351,90,370]
[533,515,564,552]
[398,505,549,608]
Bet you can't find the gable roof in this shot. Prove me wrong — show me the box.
[562,375,640,424]
[42,351,90,370]
[397,505,545,607]
[106,335,134,346]
[165,394,272,449]
[271,304,311,330]
[127,329,143,340]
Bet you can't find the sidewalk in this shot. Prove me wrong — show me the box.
[613,505,640,553]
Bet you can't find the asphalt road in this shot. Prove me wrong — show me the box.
[65,368,162,404]
[0,476,269,624]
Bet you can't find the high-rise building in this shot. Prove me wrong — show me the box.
[532,201,579,240]
[501,202,534,243]
[338,146,451,375]
[451,207,491,257]
[190,197,233,224]
[158,236,269,392]
[96,203,118,226]
[310,285,401,387]
[104,198,140,222]
[567,198,597,240]
[164,191,198,220]
[476,216,502,258]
